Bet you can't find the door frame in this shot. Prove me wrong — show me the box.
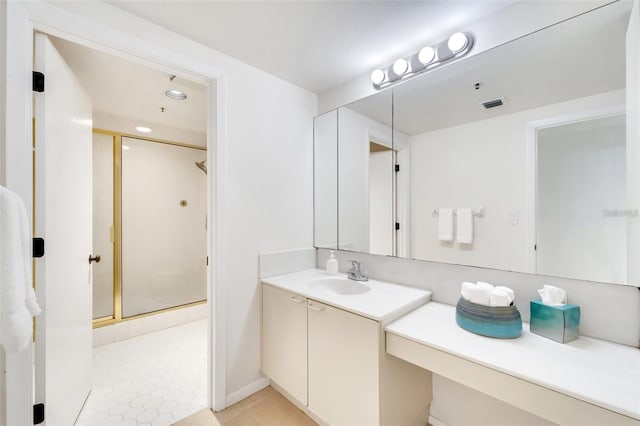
[4,2,228,423]
[525,103,625,274]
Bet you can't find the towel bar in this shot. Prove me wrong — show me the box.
[433,206,485,217]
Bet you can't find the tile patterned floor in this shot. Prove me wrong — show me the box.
[173,387,316,426]
[76,319,207,426]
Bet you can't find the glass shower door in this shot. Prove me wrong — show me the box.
[121,136,207,317]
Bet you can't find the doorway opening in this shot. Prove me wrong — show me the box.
[33,32,213,426]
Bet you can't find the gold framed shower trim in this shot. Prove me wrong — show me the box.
[93,300,207,328]
[92,128,207,329]
[93,128,207,151]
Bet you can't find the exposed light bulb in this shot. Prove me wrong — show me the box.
[370,69,386,85]
[448,32,468,53]
[393,58,409,76]
[418,46,436,65]
[135,126,152,133]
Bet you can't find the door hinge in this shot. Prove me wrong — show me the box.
[395,164,400,172]
[534,244,537,251]
[395,222,400,231]
[33,237,45,258]
[32,71,45,92]
[33,403,45,424]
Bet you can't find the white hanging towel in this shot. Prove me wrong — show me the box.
[456,208,474,244]
[0,186,41,352]
[438,208,454,242]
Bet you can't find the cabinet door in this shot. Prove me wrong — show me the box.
[308,300,379,425]
[261,284,308,404]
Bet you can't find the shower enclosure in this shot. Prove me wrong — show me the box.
[92,129,207,326]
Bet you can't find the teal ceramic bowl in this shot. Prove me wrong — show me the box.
[455,297,522,339]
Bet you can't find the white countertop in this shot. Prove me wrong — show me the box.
[386,302,640,420]
[261,269,431,324]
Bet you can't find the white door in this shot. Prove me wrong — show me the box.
[33,33,93,426]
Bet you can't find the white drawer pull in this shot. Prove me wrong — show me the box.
[289,296,305,303]
[308,304,324,311]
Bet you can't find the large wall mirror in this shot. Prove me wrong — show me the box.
[314,1,638,286]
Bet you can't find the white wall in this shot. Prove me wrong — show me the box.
[0,0,7,421]
[537,115,626,284]
[409,89,624,273]
[121,136,207,317]
[3,0,317,411]
[627,0,640,286]
[318,0,613,113]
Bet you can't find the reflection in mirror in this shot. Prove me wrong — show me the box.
[392,2,632,284]
[537,115,626,283]
[314,110,338,249]
[337,90,393,255]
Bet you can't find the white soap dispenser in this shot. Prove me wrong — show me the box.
[326,250,338,275]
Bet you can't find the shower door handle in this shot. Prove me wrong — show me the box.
[89,254,101,264]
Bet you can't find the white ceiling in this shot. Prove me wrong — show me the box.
[106,0,517,94]
[348,1,629,136]
[50,36,207,134]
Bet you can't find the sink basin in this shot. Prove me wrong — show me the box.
[308,277,371,295]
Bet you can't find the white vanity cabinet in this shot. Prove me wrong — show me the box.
[261,284,308,405]
[307,299,379,425]
[261,281,432,425]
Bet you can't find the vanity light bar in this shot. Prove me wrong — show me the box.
[371,32,474,89]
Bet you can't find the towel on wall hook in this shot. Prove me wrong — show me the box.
[0,186,41,352]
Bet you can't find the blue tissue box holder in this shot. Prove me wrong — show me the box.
[530,299,580,343]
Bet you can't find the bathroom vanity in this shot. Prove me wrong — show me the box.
[261,269,432,425]
[385,302,640,426]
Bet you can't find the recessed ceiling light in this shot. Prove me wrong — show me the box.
[135,126,152,133]
[165,89,187,100]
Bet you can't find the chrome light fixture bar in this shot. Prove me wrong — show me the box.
[371,32,474,89]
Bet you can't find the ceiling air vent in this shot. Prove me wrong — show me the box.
[481,97,506,109]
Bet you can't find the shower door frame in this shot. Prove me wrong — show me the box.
[92,128,208,328]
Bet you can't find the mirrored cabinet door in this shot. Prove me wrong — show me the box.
[337,90,393,255]
[314,110,338,250]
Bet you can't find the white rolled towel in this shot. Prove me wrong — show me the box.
[461,281,491,306]
[476,281,494,291]
[489,288,512,307]
[495,286,515,304]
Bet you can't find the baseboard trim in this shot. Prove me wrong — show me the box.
[269,381,326,426]
[224,377,270,408]
[428,414,449,426]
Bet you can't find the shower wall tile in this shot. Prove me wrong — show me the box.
[113,322,131,342]
[94,303,208,347]
[259,247,316,278]
[317,248,640,347]
[94,325,115,347]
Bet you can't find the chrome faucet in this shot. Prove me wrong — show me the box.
[347,260,368,282]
